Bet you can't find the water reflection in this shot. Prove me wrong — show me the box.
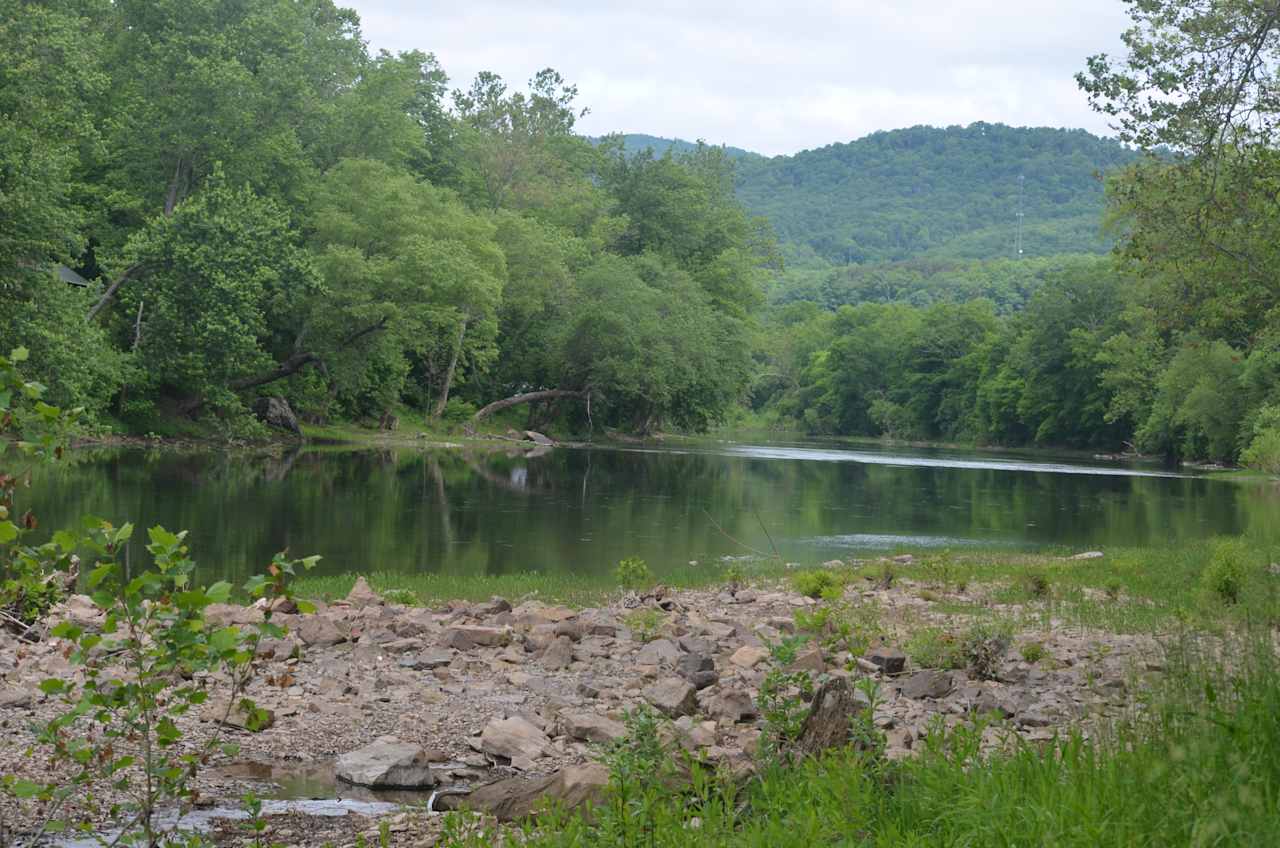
[22,440,1279,583]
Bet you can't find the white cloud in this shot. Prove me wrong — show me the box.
[346,0,1131,155]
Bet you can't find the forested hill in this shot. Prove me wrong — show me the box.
[735,124,1137,263]
[601,133,759,161]
[610,125,1137,264]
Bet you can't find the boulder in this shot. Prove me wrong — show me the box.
[438,626,509,651]
[0,686,33,709]
[787,645,827,674]
[539,635,575,670]
[251,396,300,435]
[901,670,954,700]
[480,716,550,761]
[439,763,609,822]
[864,645,907,674]
[703,688,756,723]
[399,649,456,671]
[677,653,717,690]
[296,615,347,647]
[1069,551,1105,561]
[523,431,556,447]
[643,677,698,718]
[336,738,438,788]
[636,638,681,666]
[562,712,627,744]
[472,596,513,617]
[345,576,384,608]
[729,645,770,669]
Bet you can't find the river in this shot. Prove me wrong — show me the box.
[24,437,1279,584]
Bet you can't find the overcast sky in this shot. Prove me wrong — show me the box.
[346,1,1131,157]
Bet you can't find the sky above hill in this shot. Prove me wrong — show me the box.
[346,0,1131,157]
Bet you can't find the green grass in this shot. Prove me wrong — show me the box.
[884,539,1280,634]
[443,631,1280,846]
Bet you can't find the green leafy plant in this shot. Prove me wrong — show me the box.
[791,569,841,599]
[905,627,964,670]
[14,528,318,847]
[963,621,1013,680]
[381,587,419,605]
[623,608,665,643]
[1020,640,1048,665]
[723,563,746,589]
[1201,538,1251,605]
[614,556,655,590]
[758,667,815,757]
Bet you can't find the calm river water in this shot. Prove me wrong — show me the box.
[25,438,1280,583]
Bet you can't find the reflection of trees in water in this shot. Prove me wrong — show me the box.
[23,446,1277,585]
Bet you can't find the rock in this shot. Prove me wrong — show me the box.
[643,677,699,718]
[255,636,300,660]
[822,559,844,569]
[480,716,551,761]
[399,649,456,670]
[539,635,575,670]
[892,554,914,564]
[1069,551,1104,560]
[523,430,556,447]
[703,688,756,723]
[865,645,906,674]
[200,698,275,731]
[345,576,384,607]
[439,626,509,651]
[473,596,513,617]
[335,738,438,788]
[1018,707,1053,728]
[50,594,104,632]
[636,638,681,666]
[901,670,954,700]
[252,396,300,434]
[792,677,866,758]
[296,615,346,647]
[975,690,1017,718]
[440,763,609,822]
[562,712,627,744]
[677,653,717,689]
[787,644,827,674]
[0,686,33,709]
[729,645,770,669]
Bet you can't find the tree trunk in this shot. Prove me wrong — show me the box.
[164,157,189,217]
[85,264,146,322]
[471,389,589,422]
[431,318,468,419]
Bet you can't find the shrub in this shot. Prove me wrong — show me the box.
[1021,570,1051,599]
[1201,538,1251,605]
[382,587,419,605]
[723,563,746,589]
[905,627,963,670]
[614,556,654,590]
[623,608,664,642]
[1104,578,1124,601]
[963,622,1013,680]
[791,569,841,599]
[1020,641,1048,664]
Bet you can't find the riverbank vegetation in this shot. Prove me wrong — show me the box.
[7,1,1280,472]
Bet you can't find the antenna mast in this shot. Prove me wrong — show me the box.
[1015,174,1025,257]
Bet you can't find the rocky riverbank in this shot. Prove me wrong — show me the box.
[0,570,1159,847]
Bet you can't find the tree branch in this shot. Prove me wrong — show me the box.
[85,264,146,322]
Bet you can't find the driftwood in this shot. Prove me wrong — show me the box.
[471,389,590,422]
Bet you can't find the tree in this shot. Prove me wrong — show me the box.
[118,173,318,413]
[305,158,504,420]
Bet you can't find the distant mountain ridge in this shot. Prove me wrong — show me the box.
[602,124,1138,265]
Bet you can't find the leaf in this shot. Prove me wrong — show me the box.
[206,581,232,604]
[53,529,80,552]
[86,563,115,590]
[0,520,18,543]
[208,627,241,653]
[39,679,68,695]
[296,599,317,614]
[10,346,29,362]
[10,779,42,798]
